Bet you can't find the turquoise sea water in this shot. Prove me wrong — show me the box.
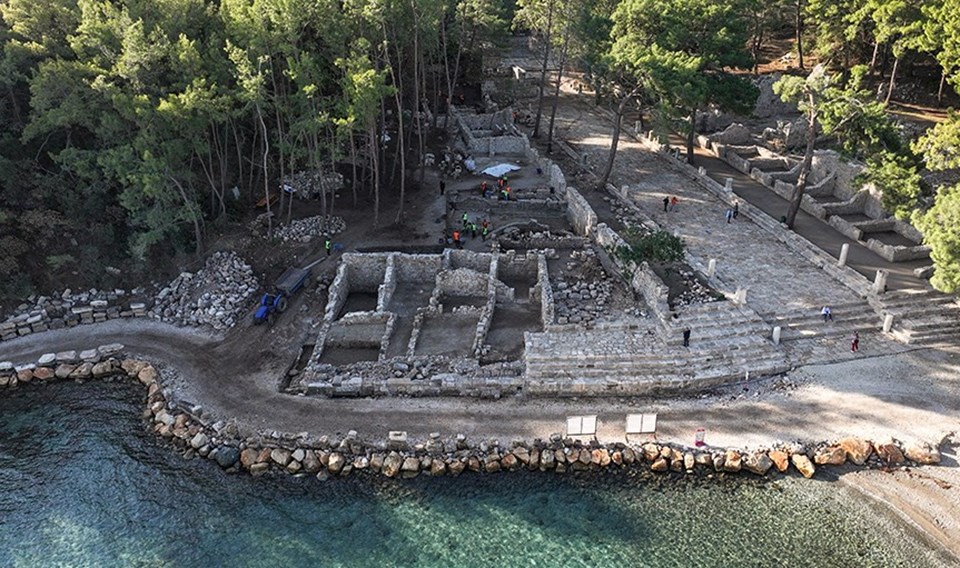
[0,380,952,568]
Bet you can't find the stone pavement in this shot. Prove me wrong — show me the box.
[544,96,867,317]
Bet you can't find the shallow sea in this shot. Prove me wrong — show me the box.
[0,380,952,568]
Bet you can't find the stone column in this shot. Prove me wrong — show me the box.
[707,258,717,278]
[734,287,747,305]
[873,269,889,294]
[724,177,733,192]
[838,243,850,268]
[883,314,894,333]
[772,326,782,345]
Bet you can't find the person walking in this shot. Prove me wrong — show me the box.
[670,196,679,211]
[663,196,669,212]
[682,328,691,347]
[452,230,462,249]
[821,306,832,322]
[439,179,446,196]
[324,236,332,256]
[469,222,478,239]
[725,208,734,223]
[461,211,469,228]
[851,331,860,352]
[733,201,739,219]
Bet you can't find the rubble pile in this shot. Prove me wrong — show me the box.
[553,250,615,326]
[152,251,259,330]
[272,215,346,243]
[669,267,720,307]
[281,169,344,199]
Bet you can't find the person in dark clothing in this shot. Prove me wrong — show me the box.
[733,201,739,218]
[663,197,669,212]
[324,237,332,256]
[682,328,691,347]
[439,179,446,195]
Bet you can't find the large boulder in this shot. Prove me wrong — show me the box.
[382,452,403,478]
[723,450,742,473]
[769,450,790,473]
[327,452,346,474]
[839,438,873,466]
[874,440,905,465]
[814,445,847,466]
[791,454,816,478]
[743,452,773,476]
[709,123,753,145]
[215,446,240,469]
[904,441,941,465]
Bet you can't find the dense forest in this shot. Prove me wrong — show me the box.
[1,0,959,299]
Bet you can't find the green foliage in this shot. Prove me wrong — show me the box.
[916,183,960,293]
[859,151,924,220]
[609,0,757,145]
[615,229,685,264]
[46,254,77,271]
[914,112,960,171]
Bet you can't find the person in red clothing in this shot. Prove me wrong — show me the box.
[452,230,462,249]
[480,180,487,196]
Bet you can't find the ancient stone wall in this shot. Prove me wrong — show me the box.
[324,263,351,324]
[1,291,149,341]
[395,253,443,283]
[342,253,388,292]
[565,187,598,237]
[436,268,490,298]
[448,249,494,273]
[377,255,398,312]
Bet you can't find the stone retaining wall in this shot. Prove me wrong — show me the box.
[1,349,943,482]
[1,290,150,341]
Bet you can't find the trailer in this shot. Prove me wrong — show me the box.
[253,266,312,325]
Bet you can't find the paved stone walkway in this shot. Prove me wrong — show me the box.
[545,97,866,316]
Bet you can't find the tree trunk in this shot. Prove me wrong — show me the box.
[169,175,203,254]
[370,124,380,227]
[686,110,696,165]
[786,100,817,228]
[599,89,639,189]
[938,71,946,107]
[869,41,880,73]
[349,129,359,206]
[546,28,570,153]
[795,0,804,70]
[257,103,273,238]
[533,0,555,138]
[884,55,899,105]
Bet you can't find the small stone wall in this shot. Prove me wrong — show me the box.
[565,187,598,237]
[436,268,490,298]
[342,253,388,292]
[324,263,351,323]
[395,253,443,283]
[377,255,398,312]
[1,290,150,341]
[535,255,554,327]
[447,249,494,273]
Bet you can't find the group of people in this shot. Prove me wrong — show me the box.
[821,305,860,352]
[449,212,491,249]
[476,176,513,200]
[662,196,679,212]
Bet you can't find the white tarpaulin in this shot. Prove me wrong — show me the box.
[481,163,521,178]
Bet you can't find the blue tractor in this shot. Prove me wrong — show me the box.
[253,266,311,325]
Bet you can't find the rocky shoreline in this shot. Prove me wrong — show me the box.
[0,346,944,482]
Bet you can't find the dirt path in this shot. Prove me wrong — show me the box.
[3,319,957,450]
